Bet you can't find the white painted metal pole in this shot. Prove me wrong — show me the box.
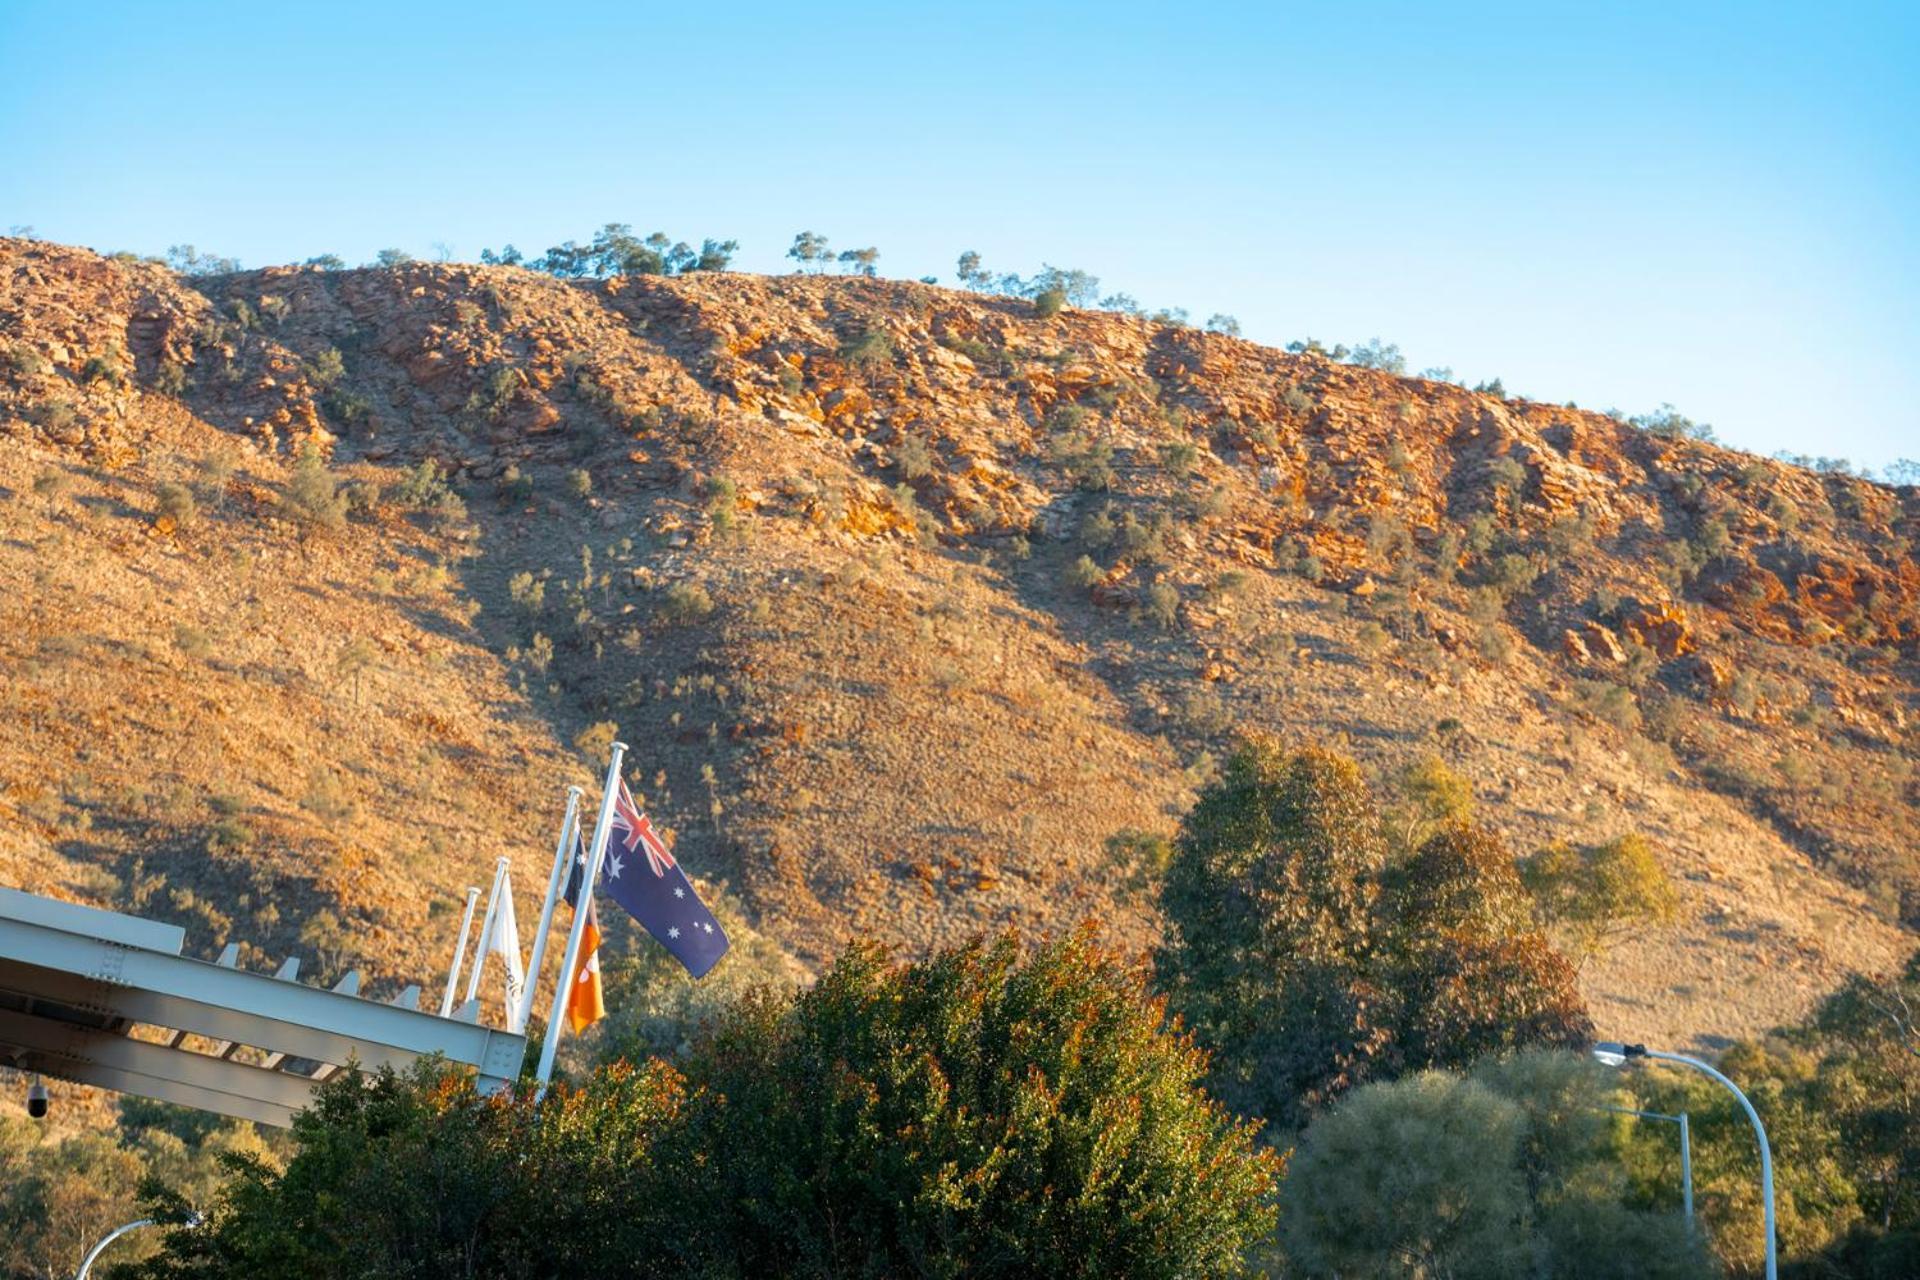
[77,1217,155,1280]
[534,744,625,1094]
[1679,1111,1695,1234]
[1647,1050,1774,1280]
[463,858,510,1007]
[439,886,482,1018]
[516,787,582,1033]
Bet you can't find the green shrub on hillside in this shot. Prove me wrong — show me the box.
[279,445,347,532]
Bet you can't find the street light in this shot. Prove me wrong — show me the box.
[76,1212,201,1279]
[1605,1105,1693,1231]
[1594,1041,1776,1280]
[76,1218,154,1280]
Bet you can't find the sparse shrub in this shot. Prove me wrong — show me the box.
[393,459,455,511]
[1078,506,1116,551]
[4,343,52,377]
[573,720,619,762]
[1482,551,1539,599]
[1032,287,1066,318]
[659,582,714,625]
[301,768,356,822]
[1354,620,1391,657]
[155,482,197,528]
[1065,555,1103,590]
[1174,686,1230,736]
[325,388,372,429]
[305,347,346,388]
[173,624,213,659]
[508,571,546,615]
[1484,456,1528,497]
[1573,678,1641,732]
[31,399,78,437]
[1631,403,1715,443]
[894,435,933,480]
[1143,581,1181,630]
[1116,510,1171,562]
[280,445,348,532]
[839,328,893,375]
[497,465,535,503]
[153,357,188,395]
[1159,441,1199,476]
[1190,485,1231,521]
[1054,434,1115,491]
[1204,313,1241,336]
[567,467,593,500]
[1105,829,1176,895]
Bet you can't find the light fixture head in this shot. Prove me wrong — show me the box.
[1591,1041,1647,1067]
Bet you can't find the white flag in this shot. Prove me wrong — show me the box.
[487,871,529,1032]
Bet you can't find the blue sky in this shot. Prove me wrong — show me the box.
[2,1,1915,468]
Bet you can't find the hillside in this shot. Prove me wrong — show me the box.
[1,236,1916,1053]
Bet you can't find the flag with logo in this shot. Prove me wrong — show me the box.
[564,896,605,1034]
[483,871,528,1032]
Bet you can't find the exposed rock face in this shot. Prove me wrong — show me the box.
[1,236,1916,1052]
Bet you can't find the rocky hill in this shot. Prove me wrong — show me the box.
[2,236,1916,1053]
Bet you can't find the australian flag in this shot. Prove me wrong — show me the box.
[566,777,730,979]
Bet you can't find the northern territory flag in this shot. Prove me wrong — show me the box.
[564,896,605,1034]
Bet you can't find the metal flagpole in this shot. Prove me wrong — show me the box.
[535,745,626,1094]
[439,886,482,1018]
[463,857,510,1008]
[516,786,582,1034]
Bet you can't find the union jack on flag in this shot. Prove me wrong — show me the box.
[567,773,730,980]
[610,778,675,878]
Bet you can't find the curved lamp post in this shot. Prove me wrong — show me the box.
[75,1217,155,1280]
[1594,1041,1775,1280]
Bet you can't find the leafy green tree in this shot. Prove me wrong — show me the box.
[955,249,991,289]
[1522,833,1680,967]
[836,246,880,276]
[786,230,832,273]
[682,932,1276,1278]
[1156,740,1393,1127]
[1157,740,1589,1129]
[1388,753,1475,852]
[1386,824,1591,1072]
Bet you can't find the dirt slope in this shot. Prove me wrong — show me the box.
[2,237,1916,1052]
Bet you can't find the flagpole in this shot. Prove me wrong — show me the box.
[535,743,626,1094]
[463,857,510,1008]
[439,885,482,1018]
[516,786,582,1034]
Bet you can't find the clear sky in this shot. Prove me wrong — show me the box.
[2,1,1915,468]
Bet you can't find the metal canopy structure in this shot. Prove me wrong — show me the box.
[0,887,527,1127]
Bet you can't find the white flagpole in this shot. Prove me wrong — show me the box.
[463,856,510,1008]
[535,744,626,1093]
[516,786,583,1034]
[439,886,482,1018]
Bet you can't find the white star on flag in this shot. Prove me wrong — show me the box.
[607,852,624,880]
[667,926,680,939]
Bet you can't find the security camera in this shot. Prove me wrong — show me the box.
[26,1078,47,1119]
